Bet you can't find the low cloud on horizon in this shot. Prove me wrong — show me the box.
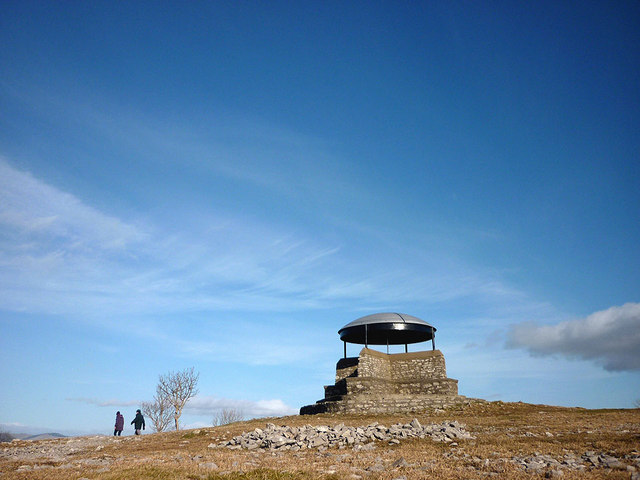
[66,395,298,423]
[185,395,297,419]
[506,302,640,371]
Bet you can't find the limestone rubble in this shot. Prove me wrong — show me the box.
[214,418,473,451]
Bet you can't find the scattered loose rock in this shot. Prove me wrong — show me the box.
[392,457,410,468]
[198,461,219,470]
[216,419,474,451]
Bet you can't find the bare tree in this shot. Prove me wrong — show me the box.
[0,428,13,443]
[156,367,199,431]
[141,387,173,432]
[212,408,244,426]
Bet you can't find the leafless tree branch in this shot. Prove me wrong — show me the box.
[156,367,199,431]
[141,387,174,432]
[212,408,244,426]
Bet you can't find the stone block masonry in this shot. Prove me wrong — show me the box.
[301,347,478,415]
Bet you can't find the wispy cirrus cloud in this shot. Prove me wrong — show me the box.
[2,80,369,213]
[0,158,145,250]
[0,82,545,327]
[0,156,533,322]
[117,317,331,366]
[66,397,141,407]
[0,157,347,315]
[506,303,640,371]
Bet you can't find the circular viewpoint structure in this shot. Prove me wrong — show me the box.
[338,312,436,356]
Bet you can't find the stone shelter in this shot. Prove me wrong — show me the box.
[300,313,474,414]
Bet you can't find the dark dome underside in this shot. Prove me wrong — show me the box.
[339,322,434,345]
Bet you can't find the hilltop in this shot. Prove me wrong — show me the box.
[22,433,67,441]
[1,402,638,479]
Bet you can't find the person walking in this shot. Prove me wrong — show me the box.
[114,411,124,436]
[131,409,145,435]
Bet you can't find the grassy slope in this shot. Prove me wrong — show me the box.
[2,402,639,480]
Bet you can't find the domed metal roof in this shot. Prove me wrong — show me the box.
[338,312,436,345]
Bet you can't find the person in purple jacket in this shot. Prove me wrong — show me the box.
[114,411,124,436]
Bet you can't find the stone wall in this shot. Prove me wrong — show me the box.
[301,347,477,415]
[335,357,359,382]
[357,348,392,379]
[304,394,472,415]
[358,348,447,381]
[340,376,458,396]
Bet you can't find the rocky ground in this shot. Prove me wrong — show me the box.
[1,402,639,479]
[218,419,474,451]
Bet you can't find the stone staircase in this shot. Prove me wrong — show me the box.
[300,347,477,415]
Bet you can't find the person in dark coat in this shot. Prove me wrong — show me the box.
[131,409,145,435]
[114,411,124,436]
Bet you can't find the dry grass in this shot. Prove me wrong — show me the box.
[2,402,639,480]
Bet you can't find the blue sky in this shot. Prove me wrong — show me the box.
[1,1,639,436]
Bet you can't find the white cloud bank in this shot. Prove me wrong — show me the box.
[506,303,640,371]
[185,395,297,419]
